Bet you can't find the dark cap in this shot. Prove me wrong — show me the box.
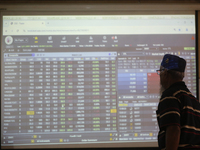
[161,54,186,72]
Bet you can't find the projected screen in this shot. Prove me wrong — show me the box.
[1,14,196,148]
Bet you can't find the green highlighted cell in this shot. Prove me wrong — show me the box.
[93,107,100,109]
[93,121,100,123]
[93,89,100,91]
[92,61,99,63]
[60,90,65,92]
[92,71,99,74]
[184,47,195,50]
[92,65,99,67]
[92,68,99,70]
[92,82,99,84]
[67,129,73,131]
[93,75,99,77]
[93,85,99,88]
[92,92,100,95]
[93,117,100,120]
[93,128,100,131]
[93,100,100,102]
[93,125,100,127]
[59,97,65,99]
[93,78,99,81]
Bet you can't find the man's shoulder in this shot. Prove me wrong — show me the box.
[160,81,200,110]
[162,81,189,98]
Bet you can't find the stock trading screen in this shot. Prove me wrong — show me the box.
[1,34,196,145]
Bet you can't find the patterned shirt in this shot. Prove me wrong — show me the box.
[156,81,200,150]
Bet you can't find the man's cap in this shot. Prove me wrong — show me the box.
[161,54,186,72]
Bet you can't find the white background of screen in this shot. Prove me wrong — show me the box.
[1,10,197,149]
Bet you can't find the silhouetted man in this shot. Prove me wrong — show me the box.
[156,54,200,150]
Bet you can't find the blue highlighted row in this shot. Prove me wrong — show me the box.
[118,73,147,77]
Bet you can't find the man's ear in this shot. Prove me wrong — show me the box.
[163,70,169,78]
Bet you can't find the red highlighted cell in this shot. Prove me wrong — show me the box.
[147,73,160,93]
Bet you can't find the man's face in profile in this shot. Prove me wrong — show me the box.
[159,66,167,95]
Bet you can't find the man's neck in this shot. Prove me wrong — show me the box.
[165,79,182,90]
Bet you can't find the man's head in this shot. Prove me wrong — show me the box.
[161,54,186,72]
[158,54,186,94]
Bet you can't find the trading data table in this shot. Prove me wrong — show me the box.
[2,51,196,145]
[3,52,118,144]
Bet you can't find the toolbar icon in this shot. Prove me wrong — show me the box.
[5,36,13,45]
[48,36,52,40]
[112,36,117,40]
[62,36,66,40]
[35,36,38,43]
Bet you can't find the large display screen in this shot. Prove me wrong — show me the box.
[1,14,197,148]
